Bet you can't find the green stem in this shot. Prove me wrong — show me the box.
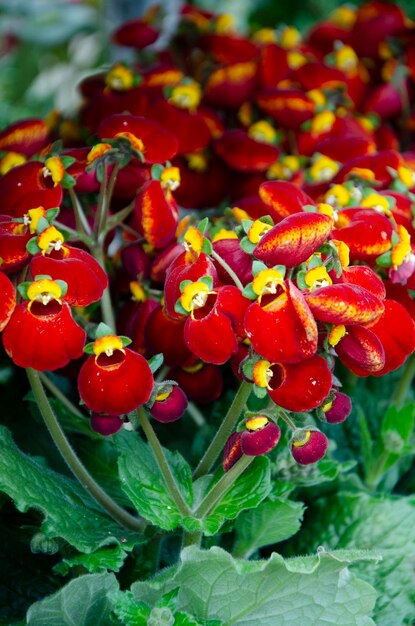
[136,407,192,518]
[186,402,206,427]
[392,352,415,409]
[182,530,202,548]
[276,408,297,431]
[27,368,146,532]
[92,245,116,331]
[93,164,108,241]
[366,450,389,492]
[210,249,244,291]
[193,381,252,480]
[39,373,85,419]
[68,187,92,237]
[195,455,253,519]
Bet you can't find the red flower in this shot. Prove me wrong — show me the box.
[0,161,63,218]
[0,271,16,331]
[2,277,85,371]
[90,413,124,436]
[223,416,280,471]
[168,362,223,404]
[305,283,385,326]
[259,181,315,221]
[213,130,279,173]
[130,179,179,249]
[78,334,153,415]
[150,385,188,423]
[0,118,50,157]
[291,428,328,465]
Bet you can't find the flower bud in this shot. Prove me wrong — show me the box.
[291,428,328,465]
[90,413,124,436]
[150,385,188,423]
[323,391,352,424]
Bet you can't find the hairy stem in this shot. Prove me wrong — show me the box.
[392,352,415,409]
[27,368,146,532]
[91,245,116,331]
[39,373,85,419]
[68,187,92,237]
[193,381,251,480]
[195,455,253,519]
[136,407,192,517]
[210,249,244,291]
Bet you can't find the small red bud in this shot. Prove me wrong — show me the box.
[241,416,281,456]
[90,413,124,436]
[291,428,328,465]
[323,391,352,424]
[150,385,188,423]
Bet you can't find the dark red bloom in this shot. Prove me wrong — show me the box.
[223,416,280,471]
[259,181,315,221]
[0,118,50,157]
[305,283,385,326]
[213,130,279,173]
[90,413,124,436]
[0,161,63,217]
[130,179,179,249]
[150,385,188,423]
[168,362,223,404]
[112,18,159,49]
[0,271,15,331]
[323,391,352,424]
[291,428,328,465]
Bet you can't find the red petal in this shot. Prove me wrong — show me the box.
[340,266,386,300]
[257,88,316,129]
[205,61,257,109]
[0,118,50,157]
[214,130,279,173]
[0,161,62,218]
[335,325,385,376]
[112,19,159,48]
[305,283,384,325]
[333,209,393,261]
[241,421,281,456]
[184,308,238,365]
[253,212,332,267]
[268,355,332,412]
[147,100,211,154]
[131,180,179,249]
[369,299,415,375]
[0,271,16,331]
[168,363,223,405]
[144,305,193,367]
[259,181,315,220]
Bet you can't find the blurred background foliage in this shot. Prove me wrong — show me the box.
[1,0,414,127]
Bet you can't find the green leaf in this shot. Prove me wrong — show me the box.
[26,573,118,626]
[110,590,150,626]
[233,497,305,557]
[26,237,41,255]
[379,402,415,462]
[54,545,128,576]
[148,353,164,374]
[0,426,142,553]
[45,207,60,222]
[293,492,415,626]
[132,546,378,625]
[116,431,193,531]
[240,237,256,254]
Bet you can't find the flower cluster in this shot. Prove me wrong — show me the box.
[1,1,415,468]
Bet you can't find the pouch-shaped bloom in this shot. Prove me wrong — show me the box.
[259,181,315,220]
[0,215,31,273]
[305,282,385,326]
[0,118,50,157]
[78,334,153,415]
[2,277,85,371]
[335,325,385,376]
[204,61,258,109]
[223,416,281,471]
[253,212,333,267]
[213,130,279,173]
[150,385,188,423]
[267,355,332,412]
[323,390,352,424]
[0,271,16,331]
[332,209,393,261]
[168,361,223,404]
[130,179,179,249]
[0,161,63,217]
[291,428,328,465]
[257,88,316,129]
[90,413,124,436]
[244,281,318,363]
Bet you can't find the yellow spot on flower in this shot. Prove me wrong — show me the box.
[184,226,204,257]
[214,13,235,33]
[106,64,135,91]
[252,269,285,298]
[347,167,375,181]
[169,82,202,112]
[379,41,393,60]
[115,132,144,153]
[252,28,277,44]
[130,281,146,302]
[322,400,333,412]
[287,51,307,69]
[37,226,65,255]
[93,335,124,357]
[324,184,351,207]
[329,6,357,28]
[279,26,301,49]
[212,229,238,243]
[253,360,273,388]
[248,220,273,244]
[317,203,335,220]
[392,225,411,269]
[232,206,251,222]
[155,390,172,402]
[182,361,204,373]
[361,193,391,214]
[334,45,359,73]
[332,239,350,268]
[267,155,301,180]
[180,281,210,313]
[397,166,415,188]
[86,143,112,164]
[309,155,339,182]
[25,206,47,234]
[160,166,181,191]
[307,89,327,107]
[27,278,63,305]
[0,151,26,175]
[246,415,269,431]
[186,152,208,172]
[311,110,336,136]
[238,102,253,127]
[328,324,347,346]
[44,157,65,186]
[292,430,312,446]
[305,266,332,289]
[248,120,277,144]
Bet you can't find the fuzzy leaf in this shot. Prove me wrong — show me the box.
[0,426,142,553]
[132,546,379,625]
[233,497,305,557]
[116,431,193,531]
[54,545,128,576]
[26,573,118,626]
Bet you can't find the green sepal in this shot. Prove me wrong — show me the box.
[42,139,63,158]
[55,279,68,297]
[17,282,32,300]
[241,358,254,380]
[252,260,269,276]
[61,172,76,189]
[179,279,193,292]
[84,342,95,355]
[391,179,408,193]
[307,254,323,269]
[198,216,209,235]
[95,322,115,338]
[240,236,256,254]
[151,163,164,180]
[199,275,213,289]
[174,298,189,316]
[148,353,164,374]
[33,274,53,281]
[303,204,317,213]
[391,230,400,246]
[241,219,253,235]
[296,269,308,290]
[242,282,257,300]
[201,238,213,255]
[60,156,76,168]
[376,250,393,268]
[45,207,60,222]
[253,384,268,399]
[26,237,41,255]
[36,216,50,234]
[119,336,132,347]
